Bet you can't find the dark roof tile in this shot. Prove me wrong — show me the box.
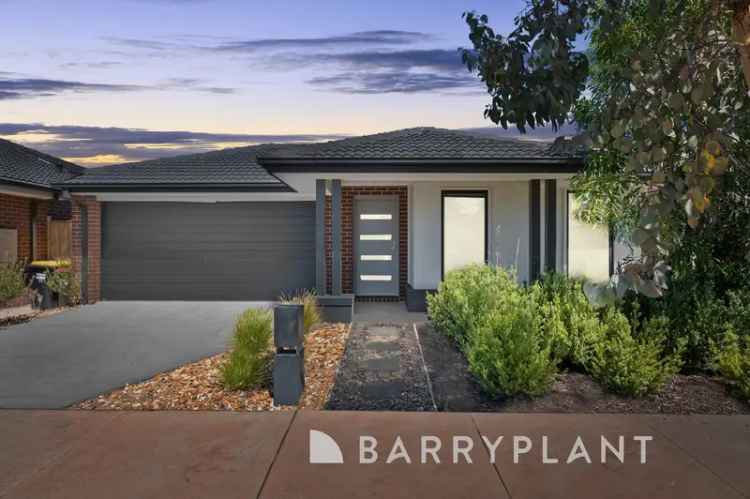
[62,145,284,187]
[0,139,84,189]
[257,127,584,161]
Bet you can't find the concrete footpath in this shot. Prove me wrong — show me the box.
[1,410,749,499]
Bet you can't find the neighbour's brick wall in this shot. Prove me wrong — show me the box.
[1,193,33,262]
[0,193,54,262]
[71,196,101,304]
[325,186,408,300]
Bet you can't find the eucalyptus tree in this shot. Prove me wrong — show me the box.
[462,0,750,299]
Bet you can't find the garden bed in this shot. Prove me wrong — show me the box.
[418,323,750,415]
[74,323,350,411]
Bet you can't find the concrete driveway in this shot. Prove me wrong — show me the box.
[0,301,266,409]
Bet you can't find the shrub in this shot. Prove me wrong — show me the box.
[465,286,558,397]
[280,289,321,334]
[221,308,273,390]
[713,331,750,401]
[427,264,517,346]
[589,309,683,397]
[538,273,604,366]
[0,261,26,303]
[45,269,80,305]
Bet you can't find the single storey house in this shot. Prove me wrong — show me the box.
[1,139,83,305]
[57,127,620,316]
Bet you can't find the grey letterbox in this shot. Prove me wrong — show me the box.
[274,304,304,349]
[273,349,305,405]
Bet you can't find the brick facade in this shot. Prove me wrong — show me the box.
[71,196,102,304]
[326,186,408,300]
[0,193,55,262]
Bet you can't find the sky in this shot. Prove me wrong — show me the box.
[0,0,553,166]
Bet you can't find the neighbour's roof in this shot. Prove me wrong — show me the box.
[60,127,585,191]
[61,145,289,191]
[0,138,84,190]
[257,127,585,163]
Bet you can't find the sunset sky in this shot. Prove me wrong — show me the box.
[1,0,558,166]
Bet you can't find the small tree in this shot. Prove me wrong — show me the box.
[462,0,750,298]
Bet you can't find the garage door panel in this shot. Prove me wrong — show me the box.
[102,202,315,300]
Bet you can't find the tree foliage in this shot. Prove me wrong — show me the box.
[463,0,750,298]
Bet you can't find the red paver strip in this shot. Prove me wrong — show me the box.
[0,410,121,496]
[644,415,750,497]
[472,413,747,499]
[1,411,293,499]
[259,410,509,499]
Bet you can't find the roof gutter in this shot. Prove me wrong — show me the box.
[0,176,58,191]
[53,183,296,193]
[258,158,584,173]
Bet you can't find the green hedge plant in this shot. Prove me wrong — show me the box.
[0,261,26,304]
[713,331,750,401]
[427,264,517,346]
[221,308,273,390]
[538,273,604,366]
[589,310,684,397]
[45,269,80,306]
[466,285,558,397]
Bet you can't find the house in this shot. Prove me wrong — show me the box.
[57,127,618,317]
[0,139,84,303]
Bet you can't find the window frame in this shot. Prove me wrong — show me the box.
[440,190,489,279]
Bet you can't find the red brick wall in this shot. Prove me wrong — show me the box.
[71,196,101,304]
[325,186,408,299]
[0,193,53,262]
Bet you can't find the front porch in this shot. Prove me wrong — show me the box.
[311,176,575,317]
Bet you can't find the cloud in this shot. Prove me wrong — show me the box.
[59,61,123,69]
[277,49,464,72]
[208,31,433,52]
[103,37,181,51]
[307,71,480,94]
[0,76,236,100]
[0,123,346,166]
[104,30,433,53]
[0,77,144,100]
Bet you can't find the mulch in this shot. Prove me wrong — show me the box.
[417,322,750,415]
[74,323,350,411]
[0,306,74,330]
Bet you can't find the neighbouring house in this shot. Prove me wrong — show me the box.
[57,127,629,317]
[1,139,84,306]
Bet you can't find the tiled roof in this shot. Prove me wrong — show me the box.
[62,145,286,188]
[257,127,585,161]
[61,127,584,190]
[0,139,84,190]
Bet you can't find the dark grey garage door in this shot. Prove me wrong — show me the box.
[102,202,315,300]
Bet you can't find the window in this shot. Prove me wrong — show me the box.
[567,193,610,282]
[442,191,488,276]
